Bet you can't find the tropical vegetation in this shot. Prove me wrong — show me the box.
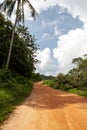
[0,12,38,124]
[43,54,87,97]
[0,0,37,69]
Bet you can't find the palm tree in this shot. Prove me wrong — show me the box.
[0,0,37,69]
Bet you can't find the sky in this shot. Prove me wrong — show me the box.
[0,0,87,76]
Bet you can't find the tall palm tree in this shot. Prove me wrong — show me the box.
[0,0,37,69]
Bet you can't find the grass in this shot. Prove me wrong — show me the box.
[43,80,87,98]
[43,80,56,88]
[67,88,87,98]
[0,69,33,125]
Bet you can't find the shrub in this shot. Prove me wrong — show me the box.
[0,69,12,83]
[0,69,33,124]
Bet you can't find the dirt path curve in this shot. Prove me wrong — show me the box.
[1,82,87,130]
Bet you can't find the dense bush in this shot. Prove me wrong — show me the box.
[0,69,33,124]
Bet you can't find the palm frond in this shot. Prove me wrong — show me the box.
[26,0,38,19]
[0,0,8,11]
[0,0,16,17]
[7,0,16,17]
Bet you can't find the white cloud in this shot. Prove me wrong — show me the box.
[33,0,87,75]
[36,48,58,76]
[0,0,4,3]
[54,26,61,36]
[1,0,87,24]
[32,0,87,75]
[59,1,87,24]
[29,0,58,13]
[29,0,87,24]
[53,28,87,73]
[40,33,54,41]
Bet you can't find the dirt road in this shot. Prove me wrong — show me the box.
[1,82,87,130]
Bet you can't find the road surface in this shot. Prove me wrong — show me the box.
[1,82,87,130]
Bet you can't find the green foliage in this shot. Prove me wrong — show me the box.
[0,12,39,77]
[68,88,87,98]
[0,0,37,22]
[0,69,12,82]
[41,74,55,80]
[31,73,55,82]
[45,54,87,98]
[53,54,87,91]
[31,73,42,82]
[0,69,33,124]
[43,80,56,88]
[69,55,87,90]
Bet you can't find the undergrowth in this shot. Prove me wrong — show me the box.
[43,80,87,98]
[0,69,33,124]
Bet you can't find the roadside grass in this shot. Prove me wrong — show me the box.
[0,69,33,125]
[43,80,87,98]
[43,80,57,88]
[67,88,87,98]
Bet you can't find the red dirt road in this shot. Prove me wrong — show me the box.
[1,82,87,130]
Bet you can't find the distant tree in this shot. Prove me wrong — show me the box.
[79,57,87,72]
[68,55,87,89]
[54,54,87,90]
[31,73,42,82]
[72,57,82,67]
[55,73,65,89]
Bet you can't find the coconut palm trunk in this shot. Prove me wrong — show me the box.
[6,1,20,69]
[0,0,38,69]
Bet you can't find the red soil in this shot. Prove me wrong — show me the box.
[1,82,87,130]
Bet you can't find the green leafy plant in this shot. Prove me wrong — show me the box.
[0,69,33,124]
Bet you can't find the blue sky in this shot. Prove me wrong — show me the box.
[1,0,87,76]
[25,5,83,50]
[24,1,87,76]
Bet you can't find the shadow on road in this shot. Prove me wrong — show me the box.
[24,82,87,109]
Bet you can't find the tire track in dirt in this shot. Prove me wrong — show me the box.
[1,82,87,130]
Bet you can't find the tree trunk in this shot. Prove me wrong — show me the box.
[6,1,19,69]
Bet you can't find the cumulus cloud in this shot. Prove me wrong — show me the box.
[53,28,87,73]
[29,0,87,24]
[58,0,87,24]
[1,0,87,24]
[33,0,87,75]
[36,48,58,76]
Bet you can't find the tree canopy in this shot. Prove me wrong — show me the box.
[0,0,38,68]
[55,54,87,90]
[0,12,39,77]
